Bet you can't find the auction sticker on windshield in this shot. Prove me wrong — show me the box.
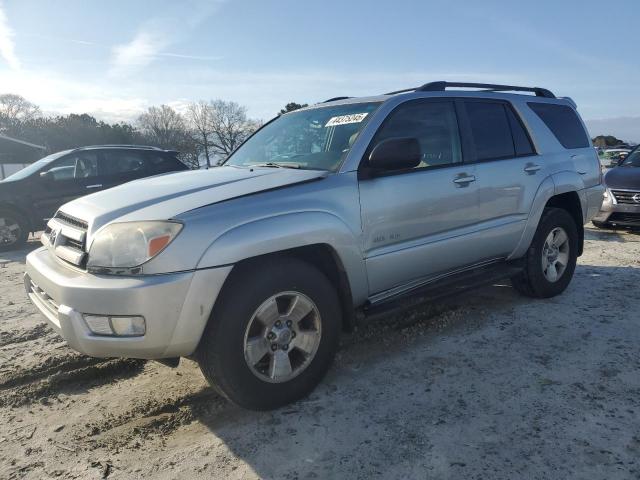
[325,113,369,127]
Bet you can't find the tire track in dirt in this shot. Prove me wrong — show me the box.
[0,358,146,408]
[0,354,107,389]
[0,323,51,347]
[79,388,227,450]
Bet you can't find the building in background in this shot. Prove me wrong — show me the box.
[0,134,46,180]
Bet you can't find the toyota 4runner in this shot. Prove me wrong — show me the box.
[25,82,604,410]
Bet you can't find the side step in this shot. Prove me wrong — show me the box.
[361,261,523,323]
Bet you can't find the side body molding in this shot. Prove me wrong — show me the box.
[197,211,369,306]
[508,171,585,260]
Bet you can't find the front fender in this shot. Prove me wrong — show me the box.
[197,211,369,305]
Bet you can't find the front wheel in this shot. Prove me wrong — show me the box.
[0,210,29,252]
[511,208,579,298]
[197,257,341,410]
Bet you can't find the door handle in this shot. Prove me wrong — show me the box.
[453,175,476,186]
[86,184,103,189]
[524,164,541,174]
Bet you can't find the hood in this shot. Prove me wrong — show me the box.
[604,166,640,190]
[60,166,328,234]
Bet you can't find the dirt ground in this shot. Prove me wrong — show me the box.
[1,225,639,480]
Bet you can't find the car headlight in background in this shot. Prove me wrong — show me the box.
[87,221,183,272]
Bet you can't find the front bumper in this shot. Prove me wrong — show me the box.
[25,247,232,359]
[593,192,640,227]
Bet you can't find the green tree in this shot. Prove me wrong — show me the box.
[279,102,308,115]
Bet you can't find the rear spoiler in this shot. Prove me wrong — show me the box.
[560,97,577,109]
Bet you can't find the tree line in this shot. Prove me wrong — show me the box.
[0,94,308,169]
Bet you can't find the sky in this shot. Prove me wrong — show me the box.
[0,0,639,141]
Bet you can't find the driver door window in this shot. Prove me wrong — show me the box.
[43,153,98,181]
[368,100,462,170]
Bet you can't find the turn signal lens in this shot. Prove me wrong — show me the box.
[148,234,171,258]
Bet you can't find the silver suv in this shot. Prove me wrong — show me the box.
[25,81,604,410]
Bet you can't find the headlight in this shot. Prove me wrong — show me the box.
[87,221,182,272]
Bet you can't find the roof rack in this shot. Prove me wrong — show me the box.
[77,144,166,151]
[323,96,351,103]
[385,81,555,98]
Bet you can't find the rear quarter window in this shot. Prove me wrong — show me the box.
[528,102,590,149]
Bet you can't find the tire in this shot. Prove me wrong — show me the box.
[0,209,29,252]
[197,256,342,410]
[591,220,610,229]
[511,207,578,298]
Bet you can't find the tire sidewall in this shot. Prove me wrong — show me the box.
[0,210,28,251]
[198,257,341,410]
[527,209,578,297]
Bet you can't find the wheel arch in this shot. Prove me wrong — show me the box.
[0,202,33,234]
[509,173,585,260]
[197,211,368,331]
[544,191,584,255]
[226,244,357,332]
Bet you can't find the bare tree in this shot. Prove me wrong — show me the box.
[137,105,188,150]
[0,94,41,130]
[185,101,215,168]
[208,100,260,160]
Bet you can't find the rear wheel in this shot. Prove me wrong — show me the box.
[0,210,28,251]
[511,208,578,298]
[197,257,341,410]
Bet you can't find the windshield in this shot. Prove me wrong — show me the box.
[225,102,381,171]
[2,150,72,181]
[620,147,640,167]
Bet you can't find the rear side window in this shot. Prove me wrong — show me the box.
[147,154,185,174]
[101,150,146,176]
[528,102,589,149]
[464,102,515,161]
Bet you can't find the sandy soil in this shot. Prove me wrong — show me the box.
[1,225,639,479]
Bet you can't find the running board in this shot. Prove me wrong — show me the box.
[361,260,523,322]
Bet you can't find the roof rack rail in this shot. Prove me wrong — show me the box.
[417,81,556,98]
[78,144,166,150]
[323,96,351,103]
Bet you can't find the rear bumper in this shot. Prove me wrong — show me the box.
[25,247,232,359]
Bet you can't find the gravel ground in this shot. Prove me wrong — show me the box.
[1,225,639,479]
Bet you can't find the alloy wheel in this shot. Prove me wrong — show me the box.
[541,227,570,283]
[243,291,322,383]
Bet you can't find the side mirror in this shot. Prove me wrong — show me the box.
[39,170,52,181]
[368,137,421,172]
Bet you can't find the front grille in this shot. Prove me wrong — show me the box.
[43,212,89,268]
[608,212,640,226]
[611,190,640,205]
[54,211,89,229]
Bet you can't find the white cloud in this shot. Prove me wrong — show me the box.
[0,1,20,70]
[109,0,226,77]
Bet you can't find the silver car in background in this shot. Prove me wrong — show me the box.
[25,81,604,410]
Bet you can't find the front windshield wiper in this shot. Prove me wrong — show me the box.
[252,162,301,169]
